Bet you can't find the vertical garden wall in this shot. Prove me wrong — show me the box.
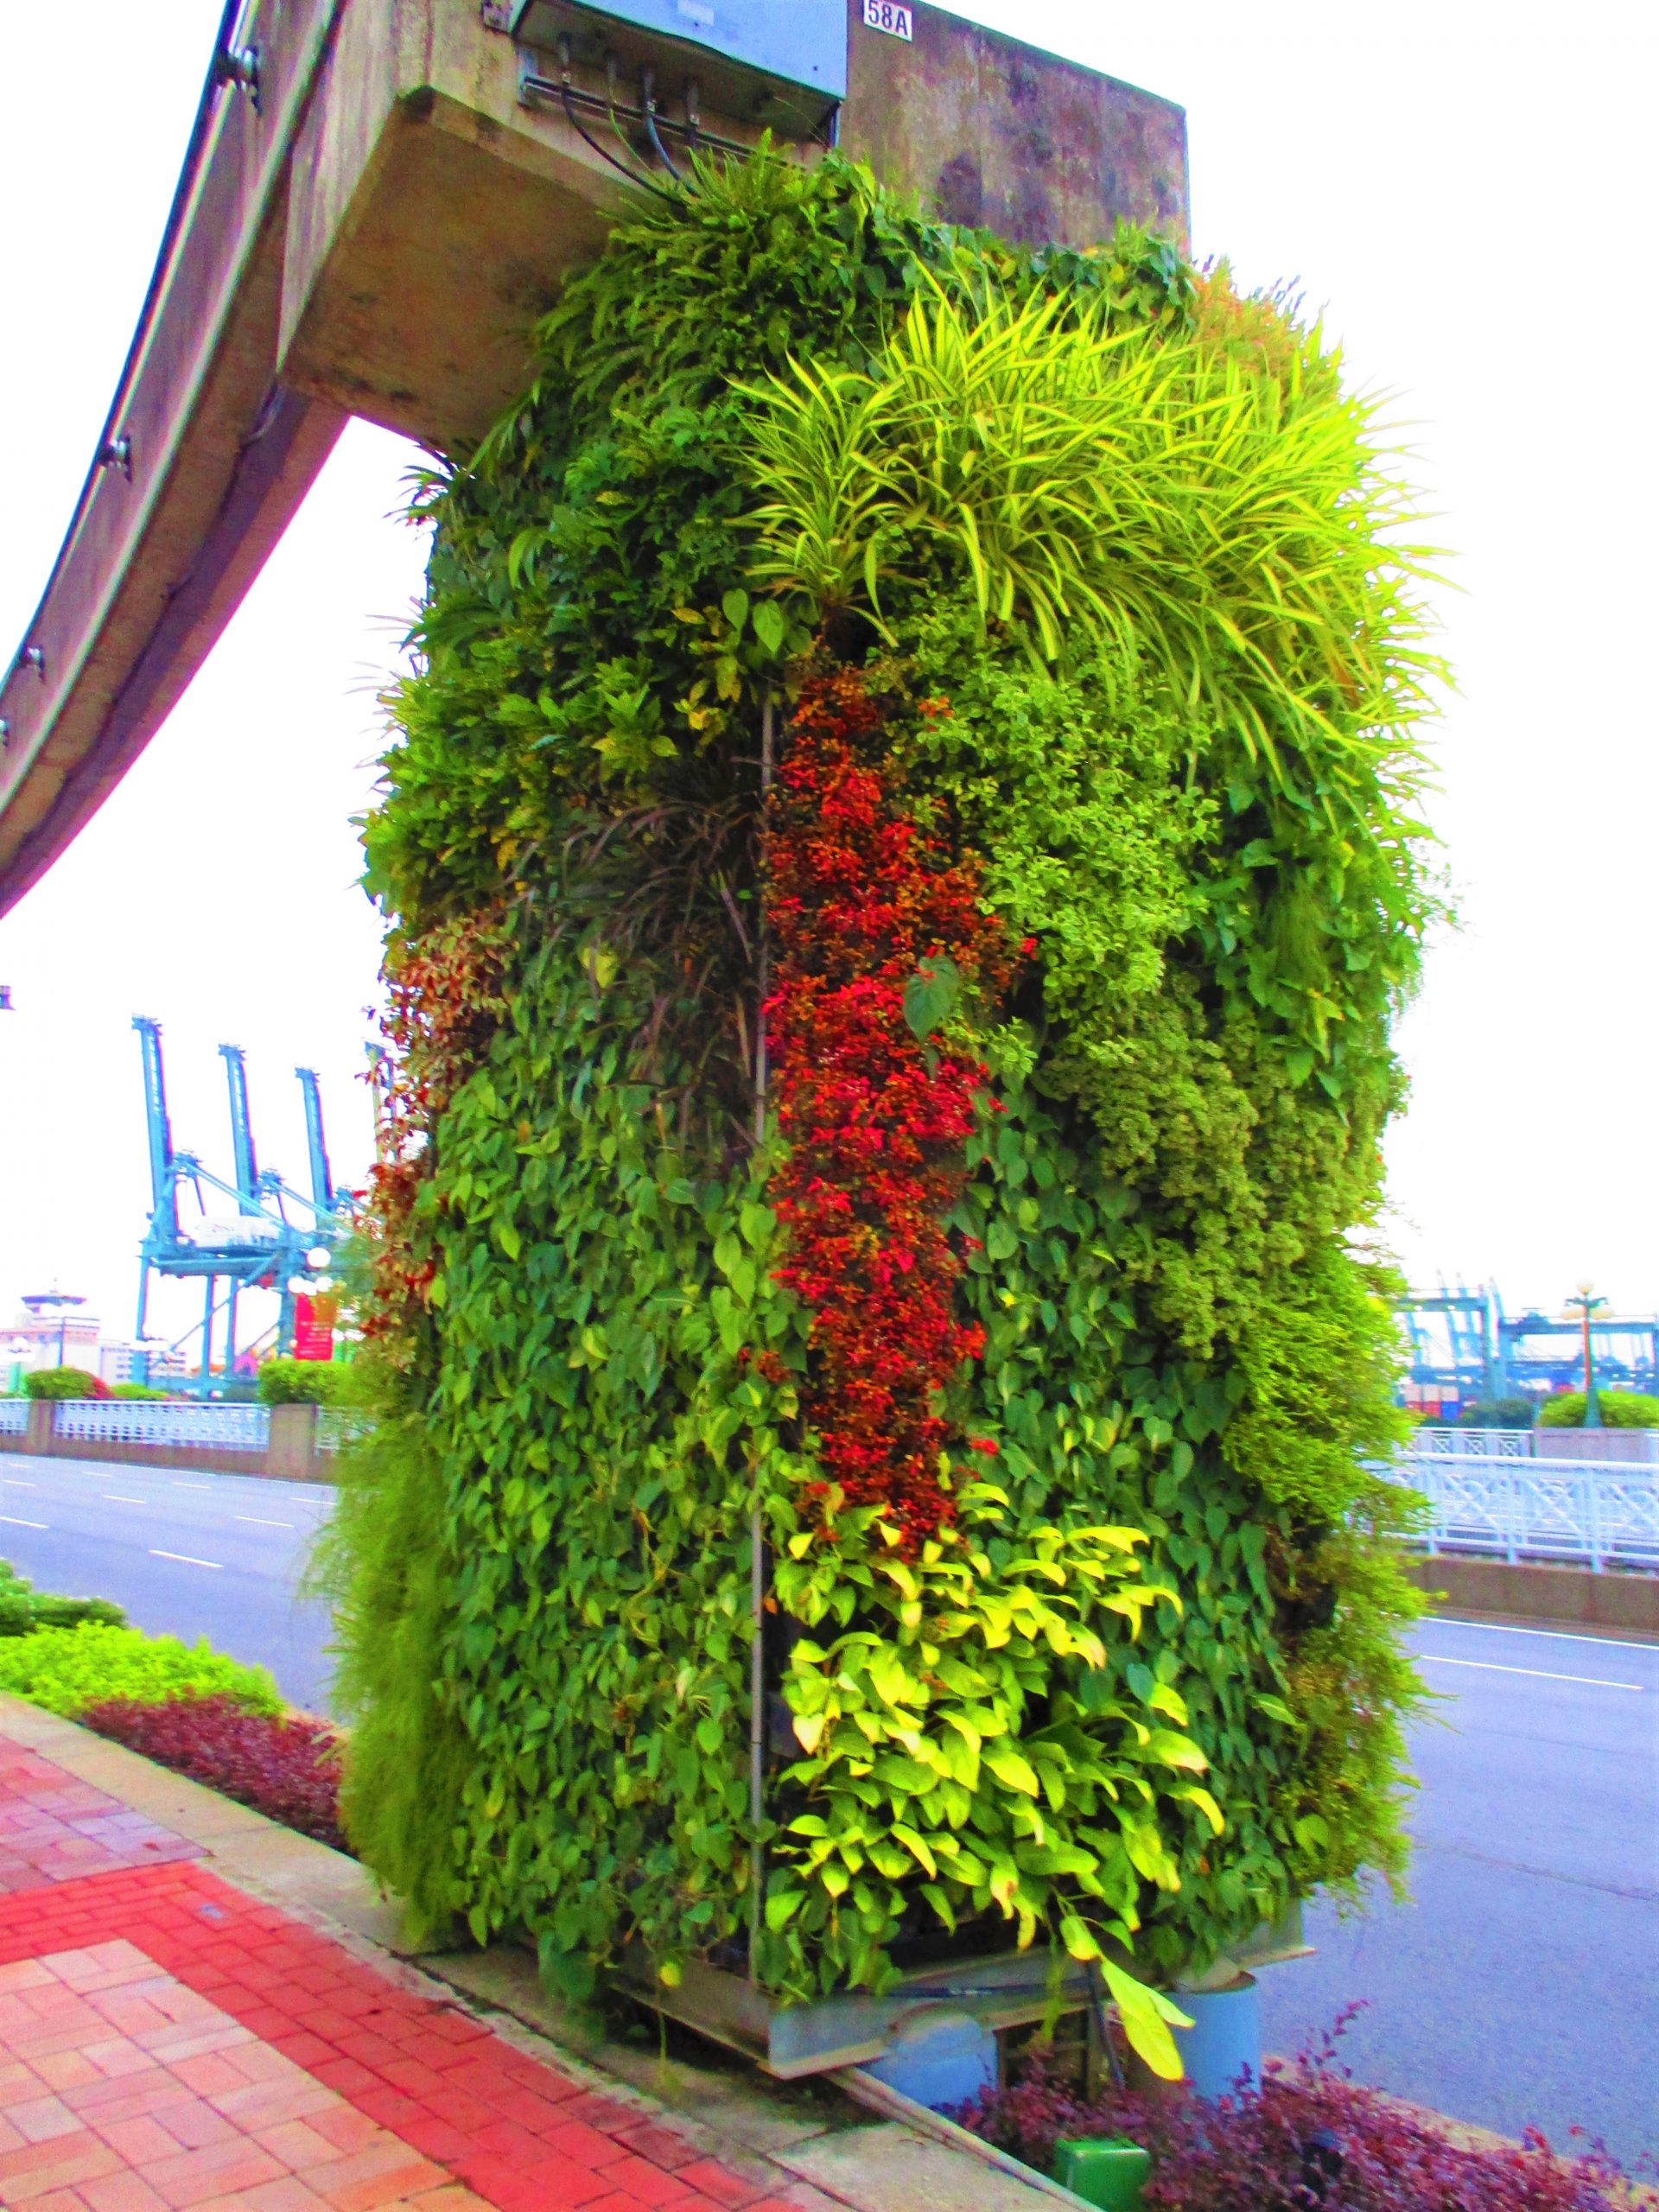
[322,151,1439,2074]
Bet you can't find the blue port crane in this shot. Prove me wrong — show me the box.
[133,1018,346,1393]
[1395,1281,1659,1414]
[296,1068,335,1217]
[1396,1283,1498,1412]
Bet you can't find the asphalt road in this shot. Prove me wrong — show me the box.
[0,1451,335,1711]
[1261,1614,1659,2168]
[2,1455,1654,2160]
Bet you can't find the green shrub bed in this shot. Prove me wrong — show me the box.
[320,150,1440,2072]
[1539,1390,1659,1429]
[0,1560,125,1637]
[0,1621,281,1719]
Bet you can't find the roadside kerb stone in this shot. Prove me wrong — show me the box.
[0,1692,1065,2211]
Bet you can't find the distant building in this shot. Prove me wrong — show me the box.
[6,1295,101,1379]
[2,1294,188,1393]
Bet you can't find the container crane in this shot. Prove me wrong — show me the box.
[133,1019,343,1392]
[1395,1281,1659,1414]
[296,1068,336,1218]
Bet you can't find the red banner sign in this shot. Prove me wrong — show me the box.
[292,1294,334,1363]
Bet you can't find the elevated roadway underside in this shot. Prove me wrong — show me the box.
[0,0,1186,917]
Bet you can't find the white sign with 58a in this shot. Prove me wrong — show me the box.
[862,1,914,40]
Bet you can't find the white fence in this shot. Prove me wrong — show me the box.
[1411,1426,1535,1459]
[316,1407,370,1453]
[1410,1424,1659,1465]
[1384,1452,1659,1571]
[0,1402,28,1438]
[51,1400,270,1452]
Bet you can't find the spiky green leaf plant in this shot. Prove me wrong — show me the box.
[742,280,1444,785]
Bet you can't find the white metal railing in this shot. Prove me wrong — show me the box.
[1382,1453,1659,1571]
[316,1407,372,1452]
[1408,1426,1535,1459]
[0,1401,28,1437]
[1407,1425,1659,1465]
[51,1400,270,1452]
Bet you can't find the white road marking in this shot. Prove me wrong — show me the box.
[2,1479,36,1487]
[149,1548,223,1570]
[0,1515,47,1529]
[104,1494,149,1504]
[171,1482,212,1491]
[234,1516,293,1529]
[1421,1653,1642,1692]
[1436,1617,1657,1656]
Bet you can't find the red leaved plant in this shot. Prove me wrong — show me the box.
[83,1694,346,1853]
[766,670,1013,1548]
[950,2013,1639,2212]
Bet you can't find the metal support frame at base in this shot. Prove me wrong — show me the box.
[614,1901,1306,2084]
[836,2063,1099,2207]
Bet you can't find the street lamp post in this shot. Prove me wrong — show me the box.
[1565,1281,1610,1429]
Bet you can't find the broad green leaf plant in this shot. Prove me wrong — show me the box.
[762,1495,1222,2041]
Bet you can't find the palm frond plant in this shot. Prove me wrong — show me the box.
[742,280,1444,788]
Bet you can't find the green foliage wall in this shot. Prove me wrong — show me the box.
[324,152,1437,2035]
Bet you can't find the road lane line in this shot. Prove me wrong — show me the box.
[0,1515,47,1529]
[170,1482,212,1491]
[1421,1653,1642,1692]
[234,1516,294,1529]
[104,1494,149,1504]
[2,1479,36,1487]
[149,1549,223,1570]
[1436,1617,1657,1656]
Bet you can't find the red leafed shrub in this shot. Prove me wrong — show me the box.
[363,911,507,1341]
[82,1694,346,1853]
[766,670,1014,1549]
[950,2018,1638,2212]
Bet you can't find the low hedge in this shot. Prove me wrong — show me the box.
[257,1357,353,1408]
[23,1367,107,1401]
[1539,1390,1659,1430]
[0,1623,281,1719]
[0,1560,124,1637]
[1455,1399,1535,1430]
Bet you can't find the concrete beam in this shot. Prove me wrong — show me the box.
[0,0,346,917]
[0,0,1186,918]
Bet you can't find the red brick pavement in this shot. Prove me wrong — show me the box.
[0,1747,201,1893]
[0,1748,797,2212]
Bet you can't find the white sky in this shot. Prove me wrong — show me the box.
[1,1,1655,1354]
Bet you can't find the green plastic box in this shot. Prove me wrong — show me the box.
[1054,2136,1152,2212]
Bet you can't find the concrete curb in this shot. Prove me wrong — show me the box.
[0,1694,1061,2212]
[1405,1555,1659,1637]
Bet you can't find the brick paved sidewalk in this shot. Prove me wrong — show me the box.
[0,1745,798,2212]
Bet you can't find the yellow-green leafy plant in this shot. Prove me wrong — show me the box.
[743,280,1441,772]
